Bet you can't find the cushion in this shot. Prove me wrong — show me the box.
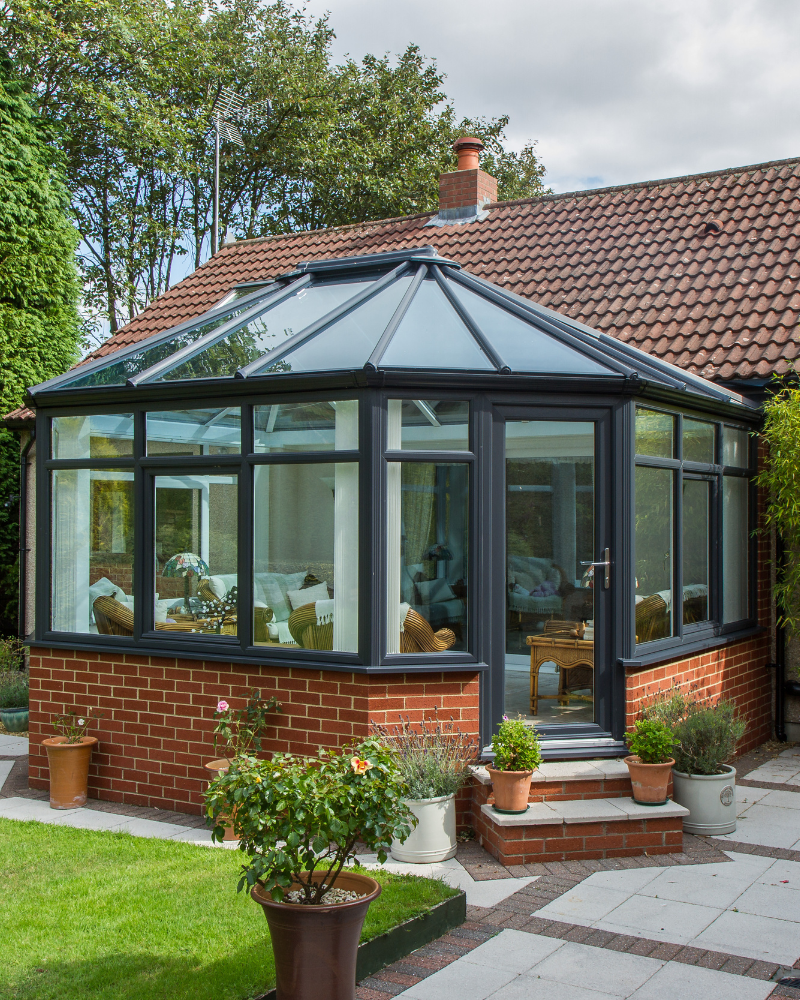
[207,574,238,600]
[89,577,125,603]
[415,578,456,604]
[287,582,330,609]
[256,571,306,621]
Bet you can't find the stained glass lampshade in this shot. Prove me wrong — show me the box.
[162,552,210,613]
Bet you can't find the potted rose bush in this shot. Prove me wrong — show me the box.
[487,716,542,813]
[204,737,414,1000]
[624,718,677,804]
[372,709,477,863]
[43,711,102,809]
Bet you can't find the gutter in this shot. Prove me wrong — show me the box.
[18,427,35,640]
[774,534,788,742]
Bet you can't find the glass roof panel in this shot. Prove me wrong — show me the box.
[154,279,372,381]
[447,280,616,375]
[257,275,413,374]
[379,277,494,371]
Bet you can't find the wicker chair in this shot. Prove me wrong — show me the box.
[635,594,670,643]
[93,596,216,636]
[285,603,456,653]
[287,603,334,649]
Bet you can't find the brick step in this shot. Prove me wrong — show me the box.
[474,795,688,866]
[471,758,634,804]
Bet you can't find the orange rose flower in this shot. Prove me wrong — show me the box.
[350,756,373,775]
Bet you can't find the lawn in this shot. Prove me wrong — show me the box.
[0,818,459,1000]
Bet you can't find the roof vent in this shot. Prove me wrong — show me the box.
[427,136,497,228]
[703,218,723,235]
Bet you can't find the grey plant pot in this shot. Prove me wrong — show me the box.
[671,765,737,835]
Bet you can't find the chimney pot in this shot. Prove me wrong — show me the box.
[453,136,484,171]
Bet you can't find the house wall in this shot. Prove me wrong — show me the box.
[26,649,481,813]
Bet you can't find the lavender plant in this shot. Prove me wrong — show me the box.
[371,708,478,800]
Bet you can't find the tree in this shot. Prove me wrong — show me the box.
[0,57,81,635]
[0,0,549,340]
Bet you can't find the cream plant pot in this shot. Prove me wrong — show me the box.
[671,765,737,835]
[390,793,457,863]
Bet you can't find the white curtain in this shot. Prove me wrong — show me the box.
[52,432,91,633]
[334,401,359,651]
[386,400,403,653]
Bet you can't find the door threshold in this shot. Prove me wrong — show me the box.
[482,737,628,762]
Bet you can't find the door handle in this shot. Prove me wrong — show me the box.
[580,548,611,589]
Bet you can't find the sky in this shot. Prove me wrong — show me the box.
[300,0,800,194]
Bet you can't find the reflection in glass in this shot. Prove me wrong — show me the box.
[635,408,674,458]
[157,280,371,381]
[254,400,358,453]
[386,460,468,654]
[724,476,750,622]
[154,474,238,637]
[635,466,673,643]
[52,414,134,459]
[504,421,595,726]
[683,419,715,464]
[51,470,134,633]
[263,277,412,373]
[381,278,494,371]
[448,281,614,376]
[146,408,241,455]
[723,426,750,468]
[389,399,469,451]
[252,461,358,652]
[682,479,710,625]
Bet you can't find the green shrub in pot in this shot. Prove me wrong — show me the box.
[623,718,677,804]
[487,716,543,813]
[0,652,29,733]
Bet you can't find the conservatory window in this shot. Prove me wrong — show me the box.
[634,466,673,642]
[146,408,241,455]
[682,478,711,625]
[723,476,750,623]
[254,400,358,453]
[51,469,134,633]
[52,413,134,459]
[394,399,470,451]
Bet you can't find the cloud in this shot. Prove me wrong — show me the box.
[301,0,800,191]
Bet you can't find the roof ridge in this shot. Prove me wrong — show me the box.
[487,153,800,211]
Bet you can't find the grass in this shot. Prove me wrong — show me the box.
[0,818,459,1000]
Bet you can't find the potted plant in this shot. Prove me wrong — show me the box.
[645,688,746,834]
[43,711,102,809]
[486,716,543,813]
[0,647,29,733]
[371,708,477,863]
[204,737,414,1000]
[205,689,281,841]
[624,718,677,804]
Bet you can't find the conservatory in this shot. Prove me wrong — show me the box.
[29,246,759,751]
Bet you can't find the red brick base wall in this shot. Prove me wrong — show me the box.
[27,647,480,814]
[625,633,773,753]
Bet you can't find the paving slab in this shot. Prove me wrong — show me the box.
[0,735,29,756]
[627,961,774,1000]
[693,910,800,966]
[0,760,14,789]
[718,803,800,849]
[529,940,662,997]
[535,884,634,924]
[461,928,563,974]
[401,957,517,999]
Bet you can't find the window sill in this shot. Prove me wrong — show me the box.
[621,624,766,671]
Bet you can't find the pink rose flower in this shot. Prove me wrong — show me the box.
[217,700,229,713]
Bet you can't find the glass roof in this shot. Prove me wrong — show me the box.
[30,246,753,409]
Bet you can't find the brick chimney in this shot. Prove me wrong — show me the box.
[430,137,497,226]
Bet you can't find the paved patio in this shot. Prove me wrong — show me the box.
[2,736,800,999]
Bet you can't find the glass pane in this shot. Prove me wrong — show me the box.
[386,462,468,654]
[156,280,372,381]
[263,276,413,374]
[448,281,615,375]
[724,476,750,622]
[51,470,134,633]
[252,463,358,652]
[388,399,469,451]
[504,421,595,726]
[381,278,494,371]
[154,474,238,637]
[52,414,133,459]
[146,408,241,455]
[635,407,674,458]
[683,419,715,464]
[254,400,357,453]
[635,466,673,643]
[723,426,750,468]
[682,479,710,625]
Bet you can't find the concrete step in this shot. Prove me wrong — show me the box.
[474,795,688,866]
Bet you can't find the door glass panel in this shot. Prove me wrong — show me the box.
[505,421,595,726]
[682,478,710,625]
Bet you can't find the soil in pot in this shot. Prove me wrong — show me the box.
[252,869,381,1000]
[204,758,237,841]
[624,755,674,805]
[390,794,456,863]
[43,736,97,809]
[0,707,29,733]
[486,765,534,813]
[672,765,737,835]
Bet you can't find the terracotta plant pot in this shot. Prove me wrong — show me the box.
[486,764,534,813]
[624,755,675,805]
[43,736,97,809]
[252,869,381,1000]
[204,758,237,841]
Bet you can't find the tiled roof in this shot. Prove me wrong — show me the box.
[8,154,800,426]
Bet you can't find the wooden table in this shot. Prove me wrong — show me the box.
[525,634,594,715]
